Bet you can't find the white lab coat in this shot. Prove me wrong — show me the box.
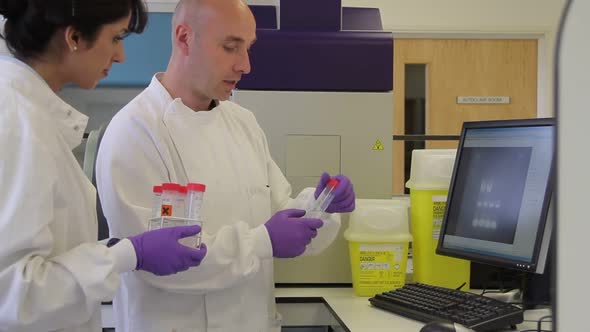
[96,74,340,332]
[0,57,137,332]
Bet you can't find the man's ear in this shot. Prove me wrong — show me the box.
[64,26,80,52]
[174,23,193,56]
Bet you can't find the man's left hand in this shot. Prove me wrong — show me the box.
[314,172,355,213]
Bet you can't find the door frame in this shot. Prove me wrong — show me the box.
[391,31,550,194]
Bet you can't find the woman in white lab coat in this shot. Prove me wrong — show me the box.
[0,1,207,331]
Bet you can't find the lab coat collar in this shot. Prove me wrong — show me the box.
[150,73,220,112]
[0,56,88,150]
[149,73,174,109]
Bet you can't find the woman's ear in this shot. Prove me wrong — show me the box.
[64,26,80,52]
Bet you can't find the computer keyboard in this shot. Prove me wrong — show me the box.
[369,283,524,331]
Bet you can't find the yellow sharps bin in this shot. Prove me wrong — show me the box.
[344,199,413,297]
[406,149,470,289]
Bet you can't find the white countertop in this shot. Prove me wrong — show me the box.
[274,287,552,332]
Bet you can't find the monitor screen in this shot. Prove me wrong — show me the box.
[437,118,555,274]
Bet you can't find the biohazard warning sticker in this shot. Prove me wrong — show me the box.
[432,195,447,240]
[357,243,407,291]
[372,139,384,150]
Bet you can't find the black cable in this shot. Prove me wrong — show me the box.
[538,315,552,332]
[448,281,552,332]
[509,300,551,308]
[518,314,552,332]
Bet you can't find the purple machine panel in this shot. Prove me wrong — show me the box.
[280,0,342,31]
[342,7,383,31]
[241,2,393,92]
[249,5,277,29]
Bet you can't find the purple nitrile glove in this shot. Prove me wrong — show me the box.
[314,172,356,213]
[129,225,208,276]
[264,209,324,258]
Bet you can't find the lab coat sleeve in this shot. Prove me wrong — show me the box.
[96,115,274,295]
[0,133,136,332]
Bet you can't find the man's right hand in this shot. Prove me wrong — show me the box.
[264,209,323,258]
[129,225,207,276]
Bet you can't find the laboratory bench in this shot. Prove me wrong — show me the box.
[275,287,551,332]
[101,287,552,331]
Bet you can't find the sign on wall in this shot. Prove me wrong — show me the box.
[457,96,511,104]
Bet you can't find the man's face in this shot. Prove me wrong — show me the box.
[187,4,256,102]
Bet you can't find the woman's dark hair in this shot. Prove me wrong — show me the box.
[0,0,148,59]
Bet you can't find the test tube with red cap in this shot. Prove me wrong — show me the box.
[160,183,181,218]
[310,178,340,213]
[185,182,206,248]
[177,185,187,218]
[151,185,163,218]
[149,185,163,230]
[186,183,206,221]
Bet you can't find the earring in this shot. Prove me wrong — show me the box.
[73,46,78,51]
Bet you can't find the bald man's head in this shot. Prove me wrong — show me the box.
[163,0,256,109]
[172,0,253,34]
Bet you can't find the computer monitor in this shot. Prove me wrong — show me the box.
[437,118,555,279]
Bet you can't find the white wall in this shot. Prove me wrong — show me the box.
[557,0,588,330]
[343,0,563,32]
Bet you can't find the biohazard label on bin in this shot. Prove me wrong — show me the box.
[432,195,447,240]
[357,244,406,291]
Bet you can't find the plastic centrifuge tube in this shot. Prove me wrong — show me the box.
[185,182,206,248]
[149,185,163,230]
[160,183,181,221]
[176,185,187,218]
[186,183,206,221]
[309,178,340,214]
[152,185,163,218]
[302,178,340,254]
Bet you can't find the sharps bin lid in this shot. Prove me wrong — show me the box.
[344,199,413,243]
[405,149,456,191]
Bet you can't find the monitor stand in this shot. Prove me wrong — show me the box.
[482,288,522,303]
[476,272,551,309]
[470,248,555,310]
[471,246,553,309]
[522,240,554,309]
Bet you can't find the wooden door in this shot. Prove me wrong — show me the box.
[393,39,538,194]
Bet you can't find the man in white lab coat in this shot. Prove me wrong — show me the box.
[96,0,356,331]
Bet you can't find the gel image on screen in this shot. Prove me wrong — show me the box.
[446,147,532,244]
